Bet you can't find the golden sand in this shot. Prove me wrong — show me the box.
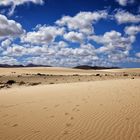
[0,76,140,140]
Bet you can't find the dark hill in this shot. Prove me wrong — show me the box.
[0,64,51,68]
[74,65,120,70]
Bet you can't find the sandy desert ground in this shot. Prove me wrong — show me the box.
[0,67,140,140]
[0,67,140,89]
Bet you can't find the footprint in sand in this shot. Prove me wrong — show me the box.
[50,115,55,118]
[12,124,18,127]
[66,123,72,127]
[82,98,86,101]
[126,117,130,121]
[87,96,90,98]
[43,107,48,110]
[70,116,74,120]
[54,104,60,108]
[65,112,69,116]
[4,122,10,126]
[72,105,81,112]
[72,108,76,111]
[63,130,69,135]
[76,105,80,111]
[76,109,80,112]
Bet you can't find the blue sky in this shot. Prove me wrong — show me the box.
[0,0,140,67]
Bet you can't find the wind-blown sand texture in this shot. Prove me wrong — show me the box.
[0,76,140,140]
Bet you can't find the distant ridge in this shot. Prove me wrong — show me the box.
[73,65,120,70]
[0,64,119,69]
[0,64,51,68]
[25,64,51,67]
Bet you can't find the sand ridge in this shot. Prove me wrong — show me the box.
[0,79,140,140]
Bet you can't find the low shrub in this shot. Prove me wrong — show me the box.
[95,74,100,76]
[19,81,26,85]
[6,80,16,85]
[123,73,129,76]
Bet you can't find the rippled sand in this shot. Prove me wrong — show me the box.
[0,78,140,140]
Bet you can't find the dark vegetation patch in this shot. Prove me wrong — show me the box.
[73,74,79,76]
[29,82,41,86]
[6,80,16,85]
[19,81,26,86]
[37,73,46,76]
[49,82,54,84]
[123,73,129,76]
[131,77,135,79]
[95,74,100,76]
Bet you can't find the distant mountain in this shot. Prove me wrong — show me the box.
[0,64,51,68]
[0,64,24,68]
[25,64,51,67]
[73,65,120,70]
[0,64,119,69]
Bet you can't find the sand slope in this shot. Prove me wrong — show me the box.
[0,79,140,140]
[2,67,139,75]
[102,68,140,73]
[0,67,98,75]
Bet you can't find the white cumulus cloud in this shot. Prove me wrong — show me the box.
[136,52,140,58]
[56,11,108,35]
[0,14,24,38]
[1,39,12,49]
[89,30,135,62]
[0,0,44,16]
[0,10,139,67]
[125,25,140,35]
[116,0,134,6]
[64,31,84,43]
[115,10,140,24]
[21,25,65,45]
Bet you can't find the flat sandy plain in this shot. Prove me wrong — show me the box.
[0,67,140,140]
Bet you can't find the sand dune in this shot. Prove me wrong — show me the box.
[102,68,140,73]
[0,67,139,90]
[0,79,140,140]
[0,67,139,76]
[0,67,97,75]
